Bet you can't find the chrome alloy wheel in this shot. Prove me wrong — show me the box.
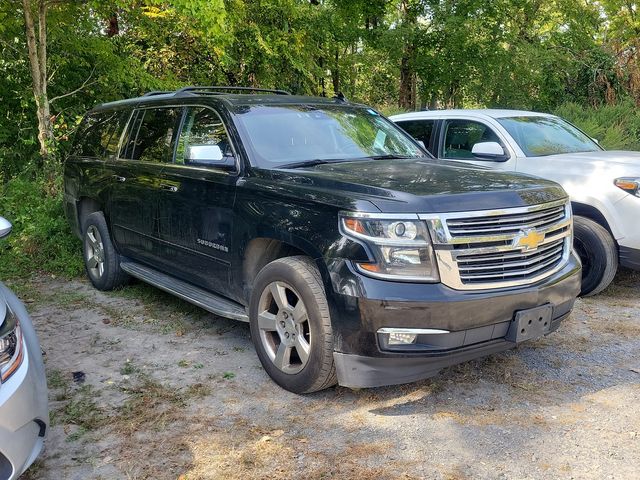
[85,225,105,278]
[257,281,311,374]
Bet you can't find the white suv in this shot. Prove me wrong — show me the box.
[391,109,640,296]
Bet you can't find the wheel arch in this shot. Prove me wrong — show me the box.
[240,234,329,303]
[72,196,103,237]
[571,201,615,240]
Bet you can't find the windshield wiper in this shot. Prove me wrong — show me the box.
[367,154,420,160]
[277,154,422,169]
[277,158,367,169]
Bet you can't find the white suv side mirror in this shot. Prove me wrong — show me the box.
[471,141,509,161]
[0,217,12,240]
[186,144,224,162]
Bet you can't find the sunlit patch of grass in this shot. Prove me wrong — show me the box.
[117,376,187,434]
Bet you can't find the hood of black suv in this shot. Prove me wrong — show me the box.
[271,159,566,213]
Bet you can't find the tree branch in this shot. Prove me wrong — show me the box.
[50,66,97,104]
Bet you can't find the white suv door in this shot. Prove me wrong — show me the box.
[438,118,516,171]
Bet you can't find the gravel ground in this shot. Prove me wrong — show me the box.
[11,269,640,480]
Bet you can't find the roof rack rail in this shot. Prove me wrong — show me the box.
[175,86,291,96]
[142,91,173,97]
[333,91,348,102]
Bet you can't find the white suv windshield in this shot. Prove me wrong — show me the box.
[233,104,424,167]
[498,116,601,157]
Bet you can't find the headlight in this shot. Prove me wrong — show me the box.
[339,214,440,281]
[614,177,640,197]
[0,307,24,383]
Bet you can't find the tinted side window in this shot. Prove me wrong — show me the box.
[397,120,434,152]
[175,107,233,166]
[73,111,121,157]
[443,120,500,159]
[120,107,182,162]
[104,110,131,158]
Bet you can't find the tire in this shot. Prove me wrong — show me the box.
[249,256,337,394]
[573,216,618,297]
[81,211,129,291]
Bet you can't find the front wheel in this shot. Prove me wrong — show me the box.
[573,216,618,297]
[249,256,337,394]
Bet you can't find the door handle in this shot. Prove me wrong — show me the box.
[112,175,126,182]
[160,183,178,193]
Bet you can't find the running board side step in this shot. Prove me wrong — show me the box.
[120,260,249,322]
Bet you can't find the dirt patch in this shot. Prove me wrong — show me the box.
[13,269,640,479]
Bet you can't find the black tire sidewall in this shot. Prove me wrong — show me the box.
[249,259,333,394]
[573,216,617,296]
[82,212,124,291]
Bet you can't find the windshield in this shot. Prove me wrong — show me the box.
[497,116,601,157]
[233,104,425,167]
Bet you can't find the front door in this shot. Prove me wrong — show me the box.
[156,105,238,297]
[438,119,515,170]
[106,106,183,268]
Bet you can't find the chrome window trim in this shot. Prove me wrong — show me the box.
[114,103,241,174]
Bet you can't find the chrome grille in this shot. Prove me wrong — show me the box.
[456,238,565,284]
[447,204,565,237]
[420,199,572,290]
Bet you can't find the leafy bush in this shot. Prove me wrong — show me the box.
[0,165,82,279]
[554,99,640,151]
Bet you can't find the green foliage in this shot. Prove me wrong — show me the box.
[0,166,83,279]
[2,0,640,281]
[554,99,640,151]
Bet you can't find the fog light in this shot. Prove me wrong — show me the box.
[388,332,418,345]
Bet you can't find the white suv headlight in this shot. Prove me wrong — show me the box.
[614,178,640,197]
[0,307,24,383]
[339,214,440,282]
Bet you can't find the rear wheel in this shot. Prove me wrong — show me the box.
[82,212,129,291]
[249,256,336,394]
[573,216,618,297]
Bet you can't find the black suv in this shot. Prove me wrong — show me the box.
[64,87,582,393]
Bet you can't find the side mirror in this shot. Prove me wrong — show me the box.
[471,141,509,162]
[0,217,12,240]
[185,145,235,169]
[416,140,426,149]
[592,138,600,145]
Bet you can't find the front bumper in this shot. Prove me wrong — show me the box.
[325,252,581,388]
[619,246,640,270]
[0,284,48,480]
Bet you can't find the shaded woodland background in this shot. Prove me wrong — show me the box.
[2,0,640,277]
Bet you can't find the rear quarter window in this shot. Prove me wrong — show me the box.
[73,110,128,158]
[120,107,182,162]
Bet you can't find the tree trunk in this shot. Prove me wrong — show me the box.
[106,12,119,37]
[331,48,340,94]
[23,0,52,158]
[398,0,417,110]
[399,44,416,109]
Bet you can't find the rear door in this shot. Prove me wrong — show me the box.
[394,119,438,154]
[105,106,183,268]
[155,105,239,297]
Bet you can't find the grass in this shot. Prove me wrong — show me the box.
[0,174,83,280]
[51,384,108,440]
[120,360,139,376]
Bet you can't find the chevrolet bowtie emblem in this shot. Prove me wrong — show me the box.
[513,228,545,251]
